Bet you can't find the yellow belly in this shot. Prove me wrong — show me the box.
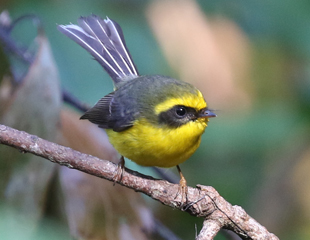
[106,118,207,168]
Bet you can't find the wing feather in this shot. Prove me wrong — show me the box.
[80,92,134,132]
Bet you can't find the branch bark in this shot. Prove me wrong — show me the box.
[0,124,279,240]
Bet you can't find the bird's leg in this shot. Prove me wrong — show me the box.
[113,156,125,185]
[175,165,188,206]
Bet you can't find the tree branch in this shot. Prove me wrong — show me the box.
[0,124,279,240]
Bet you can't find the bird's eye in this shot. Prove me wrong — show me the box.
[176,106,187,117]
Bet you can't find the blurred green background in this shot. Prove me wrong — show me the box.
[1,0,310,239]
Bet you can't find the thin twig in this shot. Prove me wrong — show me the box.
[0,13,41,64]
[0,124,279,240]
[196,219,222,240]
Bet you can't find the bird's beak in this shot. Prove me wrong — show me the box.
[199,109,217,118]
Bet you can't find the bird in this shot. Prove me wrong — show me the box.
[58,14,216,203]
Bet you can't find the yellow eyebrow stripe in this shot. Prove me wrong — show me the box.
[154,90,207,115]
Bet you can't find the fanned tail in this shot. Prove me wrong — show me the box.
[58,15,139,85]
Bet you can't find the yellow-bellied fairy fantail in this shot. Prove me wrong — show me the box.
[58,15,216,202]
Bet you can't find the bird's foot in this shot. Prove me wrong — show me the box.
[174,165,188,208]
[113,156,125,185]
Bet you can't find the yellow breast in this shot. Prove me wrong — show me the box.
[106,117,207,168]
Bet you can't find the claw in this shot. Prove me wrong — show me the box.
[113,156,125,185]
[174,165,188,207]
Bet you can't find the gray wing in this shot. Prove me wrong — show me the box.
[80,92,135,132]
[58,15,139,85]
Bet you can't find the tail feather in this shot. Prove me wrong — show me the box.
[58,15,139,84]
[103,18,138,76]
